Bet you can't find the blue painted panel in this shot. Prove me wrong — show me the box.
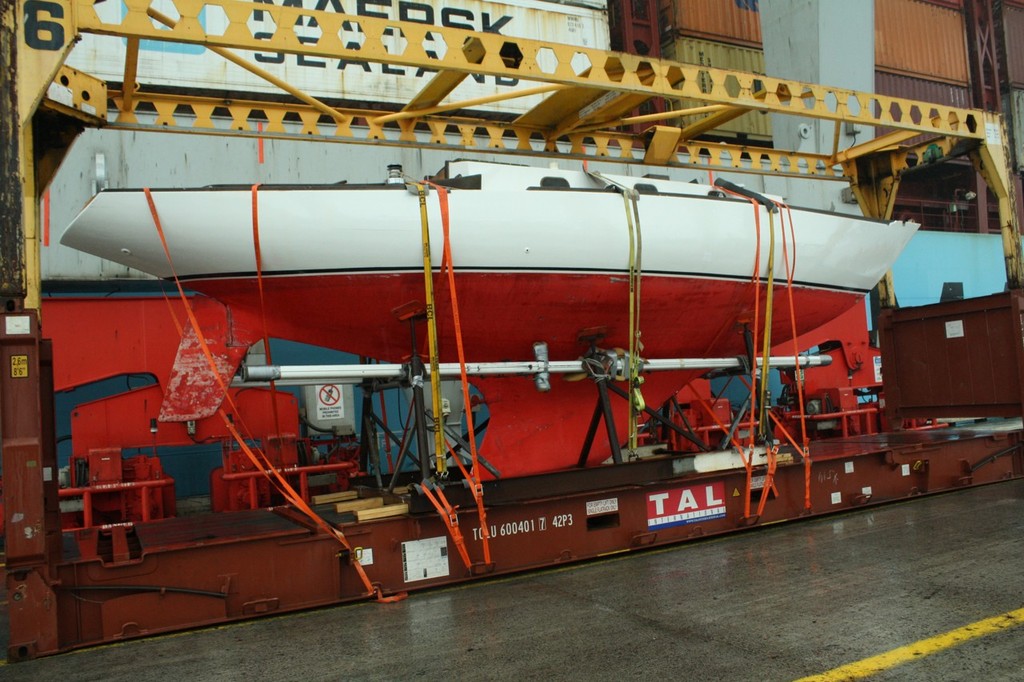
[892,231,1008,307]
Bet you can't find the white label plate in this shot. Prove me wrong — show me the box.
[402,536,449,583]
[5,316,30,335]
[586,498,619,515]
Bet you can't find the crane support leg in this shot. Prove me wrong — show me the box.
[843,154,902,309]
[971,113,1024,290]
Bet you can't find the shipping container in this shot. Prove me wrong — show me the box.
[661,37,771,140]
[659,0,762,48]
[64,0,610,116]
[1001,4,1024,88]
[660,0,970,86]
[875,0,969,84]
[1010,88,1024,171]
[874,71,971,108]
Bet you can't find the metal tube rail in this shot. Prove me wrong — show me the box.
[59,477,176,530]
[240,354,832,386]
[217,461,356,480]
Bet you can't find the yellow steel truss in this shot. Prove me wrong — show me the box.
[70,0,984,138]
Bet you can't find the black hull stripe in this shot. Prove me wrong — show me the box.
[174,266,870,295]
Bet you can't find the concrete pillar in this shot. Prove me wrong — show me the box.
[759,0,874,212]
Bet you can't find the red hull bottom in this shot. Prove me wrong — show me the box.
[192,272,862,478]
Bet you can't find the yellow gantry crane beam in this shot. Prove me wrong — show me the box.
[67,0,986,140]
[32,0,1010,186]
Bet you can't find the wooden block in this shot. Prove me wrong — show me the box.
[355,503,409,522]
[312,490,359,505]
[334,497,385,513]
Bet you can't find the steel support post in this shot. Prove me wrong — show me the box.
[2,313,61,660]
[972,112,1024,290]
[843,155,903,309]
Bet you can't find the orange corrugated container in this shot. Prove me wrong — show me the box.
[875,0,969,84]
[657,1,969,84]
[659,0,762,47]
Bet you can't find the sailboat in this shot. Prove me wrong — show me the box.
[61,160,918,477]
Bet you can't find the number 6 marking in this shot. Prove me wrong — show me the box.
[24,0,66,51]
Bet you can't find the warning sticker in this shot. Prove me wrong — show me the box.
[10,354,28,378]
[646,482,726,530]
[401,536,449,583]
[315,384,345,421]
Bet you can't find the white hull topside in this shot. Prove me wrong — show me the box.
[62,160,918,295]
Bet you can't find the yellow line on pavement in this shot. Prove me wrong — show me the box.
[797,606,1024,681]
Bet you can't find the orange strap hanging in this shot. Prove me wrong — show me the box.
[693,396,756,513]
[775,200,813,511]
[417,481,473,570]
[144,189,403,603]
[425,179,493,567]
[250,184,286,451]
[714,187,765,519]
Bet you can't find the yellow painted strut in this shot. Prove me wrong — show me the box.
[414,183,448,475]
[623,190,645,453]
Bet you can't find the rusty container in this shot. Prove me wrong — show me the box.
[875,0,969,84]
[659,0,762,47]
[1000,3,1024,88]
[879,291,1024,420]
[874,71,971,108]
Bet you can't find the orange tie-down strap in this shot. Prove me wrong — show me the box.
[773,201,813,511]
[423,179,493,568]
[709,186,813,513]
[250,184,285,447]
[143,188,404,603]
[416,479,472,570]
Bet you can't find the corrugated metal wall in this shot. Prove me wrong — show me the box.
[659,0,762,47]
[875,0,969,84]
[1002,3,1024,88]
[660,0,970,85]
[875,72,971,109]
